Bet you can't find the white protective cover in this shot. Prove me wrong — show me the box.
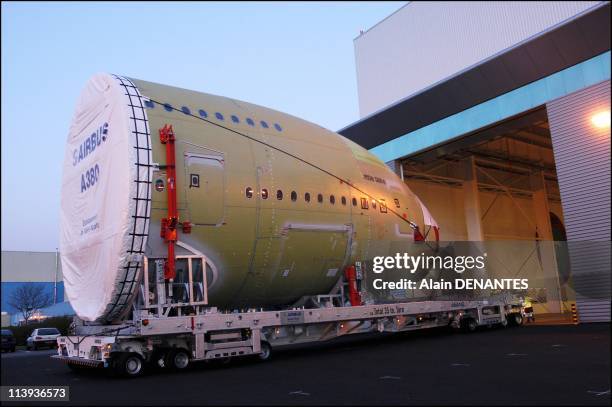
[59,73,152,322]
[416,196,438,228]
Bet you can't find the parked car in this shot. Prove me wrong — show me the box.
[26,328,61,350]
[1,329,16,352]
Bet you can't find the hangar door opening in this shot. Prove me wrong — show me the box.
[397,107,577,322]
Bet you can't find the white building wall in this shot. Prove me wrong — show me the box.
[355,1,605,117]
[1,251,62,282]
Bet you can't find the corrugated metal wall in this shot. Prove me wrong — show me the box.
[547,80,611,322]
[355,1,606,117]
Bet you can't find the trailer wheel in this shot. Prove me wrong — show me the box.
[462,318,478,333]
[165,348,190,371]
[509,313,523,326]
[148,349,167,370]
[258,341,272,362]
[113,353,145,377]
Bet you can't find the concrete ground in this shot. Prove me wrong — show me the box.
[1,324,609,406]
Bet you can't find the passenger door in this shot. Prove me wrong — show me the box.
[183,148,225,225]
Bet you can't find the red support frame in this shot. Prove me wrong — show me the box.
[344,265,362,306]
[159,124,178,280]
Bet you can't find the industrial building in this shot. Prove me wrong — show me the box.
[1,251,70,325]
[340,1,611,322]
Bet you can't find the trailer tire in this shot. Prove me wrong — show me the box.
[165,348,190,371]
[462,318,478,333]
[509,313,523,326]
[113,353,145,377]
[258,341,272,362]
[149,349,167,370]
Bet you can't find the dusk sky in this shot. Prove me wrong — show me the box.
[1,1,404,251]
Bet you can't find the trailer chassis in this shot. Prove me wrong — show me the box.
[53,294,523,376]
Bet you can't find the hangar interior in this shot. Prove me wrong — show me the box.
[400,108,561,241]
[394,108,572,318]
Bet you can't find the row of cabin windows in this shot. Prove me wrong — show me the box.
[144,100,283,132]
[245,187,401,213]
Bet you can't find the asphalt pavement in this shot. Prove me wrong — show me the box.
[1,324,610,405]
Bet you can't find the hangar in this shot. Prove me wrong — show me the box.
[340,1,611,322]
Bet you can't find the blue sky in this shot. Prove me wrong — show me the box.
[1,1,404,251]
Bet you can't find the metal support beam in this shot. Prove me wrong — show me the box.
[530,171,554,240]
[468,148,557,173]
[463,156,484,241]
[530,171,562,313]
[476,165,537,230]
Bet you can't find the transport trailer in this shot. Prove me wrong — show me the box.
[54,74,524,377]
[53,267,524,377]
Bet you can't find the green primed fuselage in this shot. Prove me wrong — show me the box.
[133,78,433,309]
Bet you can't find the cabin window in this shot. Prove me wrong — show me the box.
[330,195,336,205]
[371,199,377,209]
[246,187,253,198]
[360,197,369,209]
[215,112,224,120]
[231,115,240,124]
[260,120,269,128]
[291,191,297,201]
[198,109,208,118]
[352,197,357,206]
[380,201,387,213]
[394,198,400,208]
[341,196,347,205]
[305,192,311,202]
[261,189,269,199]
[181,106,191,115]
[274,123,282,132]
[163,103,173,112]
[317,193,323,203]
[276,190,283,200]
[246,118,255,126]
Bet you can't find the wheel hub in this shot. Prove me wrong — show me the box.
[175,353,188,369]
[126,357,141,374]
